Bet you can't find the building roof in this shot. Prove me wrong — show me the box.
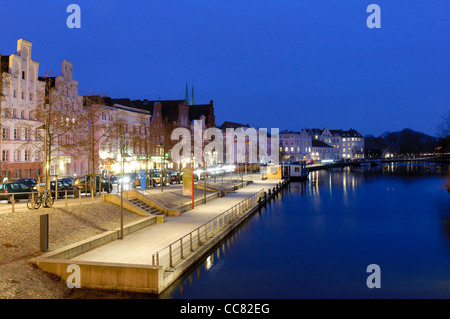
[219,121,251,130]
[82,96,150,115]
[189,101,214,127]
[342,128,363,137]
[312,140,333,148]
[280,130,301,135]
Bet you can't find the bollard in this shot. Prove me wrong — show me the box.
[79,189,82,206]
[40,214,49,252]
[65,190,68,207]
[11,194,15,212]
[169,244,173,267]
[91,190,94,203]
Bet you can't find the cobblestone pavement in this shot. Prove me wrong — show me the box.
[0,202,144,299]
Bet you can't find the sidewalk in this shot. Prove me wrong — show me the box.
[70,179,280,265]
[0,195,104,216]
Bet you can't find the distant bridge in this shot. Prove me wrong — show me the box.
[306,156,449,171]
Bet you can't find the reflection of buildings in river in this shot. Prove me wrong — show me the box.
[165,203,266,299]
[306,168,363,197]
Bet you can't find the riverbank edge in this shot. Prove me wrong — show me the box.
[157,181,288,295]
[29,179,288,295]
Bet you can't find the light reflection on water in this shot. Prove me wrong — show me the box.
[69,162,450,299]
[166,162,450,299]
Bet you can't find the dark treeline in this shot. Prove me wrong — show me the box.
[378,128,440,154]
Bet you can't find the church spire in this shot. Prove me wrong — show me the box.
[185,82,189,103]
[190,85,195,105]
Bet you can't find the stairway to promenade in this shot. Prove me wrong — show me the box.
[127,197,164,215]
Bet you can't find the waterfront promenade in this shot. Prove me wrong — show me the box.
[30,177,282,294]
[72,179,277,265]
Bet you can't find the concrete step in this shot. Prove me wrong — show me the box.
[129,198,164,215]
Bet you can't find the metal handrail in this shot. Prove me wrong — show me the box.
[151,188,266,269]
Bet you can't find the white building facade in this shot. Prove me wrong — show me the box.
[0,39,45,179]
[279,130,312,162]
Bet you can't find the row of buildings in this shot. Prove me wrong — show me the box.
[1,39,372,181]
[0,39,215,180]
[280,127,365,162]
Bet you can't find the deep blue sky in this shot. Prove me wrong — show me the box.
[1,0,448,136]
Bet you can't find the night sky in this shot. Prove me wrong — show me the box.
[1,0,449,137]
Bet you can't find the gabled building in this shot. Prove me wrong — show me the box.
[0,39,46,179]
[38,60,86,177]
[311,140,335,161]
[304,126,365,160]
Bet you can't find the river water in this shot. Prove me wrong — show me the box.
[162,162,450,299]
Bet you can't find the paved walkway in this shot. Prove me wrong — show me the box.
[70,179,280,265]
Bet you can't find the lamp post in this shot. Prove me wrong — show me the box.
[119,148,131,240]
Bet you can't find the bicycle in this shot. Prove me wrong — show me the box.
[27,190,55,210]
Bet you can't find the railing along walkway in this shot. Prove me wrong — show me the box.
[152,189,265,270]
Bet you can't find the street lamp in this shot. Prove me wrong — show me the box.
[119,150,131,240]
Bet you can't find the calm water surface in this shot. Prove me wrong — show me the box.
[163,163,450,299]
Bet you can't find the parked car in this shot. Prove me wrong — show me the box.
[168,170,182,184]
[0,182,33,203]
[108,175,118,184]
[56,180,78,197]
[60,177,74,186]
[16,178,37,188]
[151,171,173,185]
[33,181,75,197]
[73,175,113,194]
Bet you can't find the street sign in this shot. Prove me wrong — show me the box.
[140,170,146,190]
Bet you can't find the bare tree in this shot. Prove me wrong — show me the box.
[438,111,450,139]
[70,95,111,178]
[20,73,78,189]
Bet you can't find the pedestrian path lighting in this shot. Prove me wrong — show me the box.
[119,151,131,239]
